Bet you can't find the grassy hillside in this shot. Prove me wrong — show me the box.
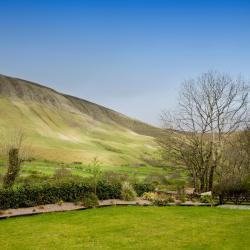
[0,74,162,165]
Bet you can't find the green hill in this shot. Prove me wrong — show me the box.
[0,74,161,165]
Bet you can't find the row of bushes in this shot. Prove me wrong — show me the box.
[0,180,155,209]
[214,181,250,205]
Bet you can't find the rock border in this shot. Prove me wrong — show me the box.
[0,199,216,220]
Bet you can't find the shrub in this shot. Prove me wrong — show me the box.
[0,180,122,209]
[72,162,82,165]
[214,178,250,205]
[3,148,22,188]
[143,192,174,205]
[133,183,155,196]
[142,192,156,201]
[81,193,99,208]
[88,158,103,195]
[153,198,169,206]
[152,193,171,206]
[121,182,137,201]
[168,196,175,203]
[200,195,213,204]
[96,180,122,200]
[179,195,186,203]
[56,199,64,206]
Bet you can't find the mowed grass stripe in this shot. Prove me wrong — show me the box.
[0,206,249,250]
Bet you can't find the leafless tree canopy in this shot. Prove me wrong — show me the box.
[159,71,249,193]
[162,71,249,134]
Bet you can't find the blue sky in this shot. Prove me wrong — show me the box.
[0,0,250,125]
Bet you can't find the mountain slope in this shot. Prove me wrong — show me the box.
[0,74,161,164]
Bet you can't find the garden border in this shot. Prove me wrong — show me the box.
[0,199,216,220]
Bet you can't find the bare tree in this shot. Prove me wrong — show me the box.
[159,71,249,192]
[0,130,31,188]
[88,157,102,195]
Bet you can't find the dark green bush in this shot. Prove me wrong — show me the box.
[81,193,99,208]
[214,178,250,205]
[133,183,155,196]
[0,180,122,209]
[0,178,155,209]
[152,198,169,206]
[96,180,122,200]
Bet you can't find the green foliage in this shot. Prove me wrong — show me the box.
[81,193,99,208]
[179,195,186,203]
[56,199,64,206]
[200,195,213,204]
[133,183,155,196]
[3,148,22,188]
[152,198,169,206]
[89,157,103,195]
[121,182,137,201]
[0,180,122,209]
[96,180,122,200]
[142,192,156,201]
[168,196,175,203]
[214,178,250,204]
[154,193,175,206]
[143,192,174,206]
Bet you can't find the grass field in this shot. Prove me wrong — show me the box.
[0,159,174,179]
[0,206,249,250]
[0,95,159,165]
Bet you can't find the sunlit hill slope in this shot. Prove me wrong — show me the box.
[0,74,162,164]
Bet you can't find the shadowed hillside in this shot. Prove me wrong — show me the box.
[0,74,162,164]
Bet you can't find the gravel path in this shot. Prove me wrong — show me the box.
[0,199,151,219]
[217,205,250,210]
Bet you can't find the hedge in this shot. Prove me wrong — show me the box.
[0,180,155,209]
[214,181,250,205]
[0,180,122,209]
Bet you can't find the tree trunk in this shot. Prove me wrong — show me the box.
[208,165,215,191]
[199,175,205,193]
[192,171,198,192]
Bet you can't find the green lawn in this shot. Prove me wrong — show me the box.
[0,206,249,250]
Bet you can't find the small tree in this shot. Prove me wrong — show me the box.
[89,157,102,195]
[1,130,30,188]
